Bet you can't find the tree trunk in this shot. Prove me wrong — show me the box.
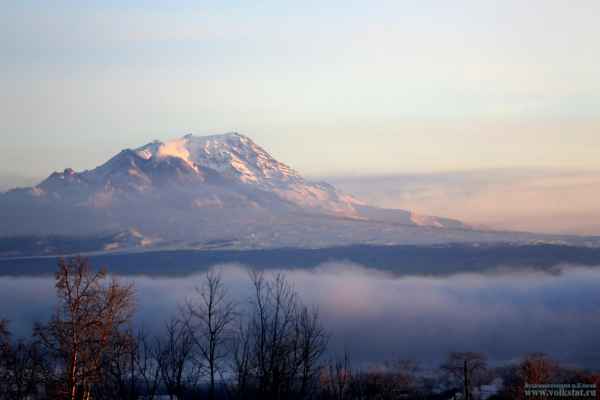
[464,359,469,400]
[70,351,78,400]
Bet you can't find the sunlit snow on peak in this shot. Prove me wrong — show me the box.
[0,132,475,246]
[156,137,199,172]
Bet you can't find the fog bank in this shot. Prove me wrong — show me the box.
[1,262,600,367]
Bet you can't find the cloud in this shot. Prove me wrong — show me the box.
[2,262,600,368]
[330,169,600,235]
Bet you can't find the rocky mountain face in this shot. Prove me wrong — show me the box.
[20,133,365,215]
[1,132,498,255]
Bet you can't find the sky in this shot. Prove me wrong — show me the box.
[331,169,600,235]
[1,0,599,182]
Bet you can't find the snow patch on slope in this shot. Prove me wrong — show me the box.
[411,212,444,228]
[155,138,199,173]
[184,132,301,185]
[103,228,160,251]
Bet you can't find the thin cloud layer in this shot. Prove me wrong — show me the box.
[331,169,600,235]
[1,262,600,367]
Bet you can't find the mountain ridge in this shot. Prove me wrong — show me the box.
[10,132,588,256]
[4,132,459,223]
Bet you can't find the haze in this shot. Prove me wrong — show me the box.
[331,168,600,235]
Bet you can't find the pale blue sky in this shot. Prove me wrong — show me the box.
[1,0,599,182]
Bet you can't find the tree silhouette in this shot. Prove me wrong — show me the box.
[34,257,135,400]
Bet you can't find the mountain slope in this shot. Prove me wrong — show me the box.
[1,132,543,255]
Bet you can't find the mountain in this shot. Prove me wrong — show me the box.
[1,132,597,256]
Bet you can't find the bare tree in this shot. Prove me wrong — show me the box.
[157,316,199,400]
[0,318,11,371]
[251,271,298,399]
[294,305,329,398]
[134,329,162,400]
[321,352,353,400]
[0,320,12,398]
[246,270,328,400]
[0,319,8,344]
[500,353,560,400]
[0,320,49,400]
[367,359,420,399]
[99,329,138,400]
[34,257,135,400]
[229,318,254,399]
[518,353,558,385]
[186,269,237,400]
[441,352,487,400]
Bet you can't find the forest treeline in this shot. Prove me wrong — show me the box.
[1,257,599,400]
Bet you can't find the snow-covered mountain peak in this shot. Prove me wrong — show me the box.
[186,132,301,185]
[38,167,83,191]
[0,132,477,248]
[132,133,302,186]
[135,140,163,160]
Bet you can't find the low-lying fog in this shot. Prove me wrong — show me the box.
[2,262,600,368]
